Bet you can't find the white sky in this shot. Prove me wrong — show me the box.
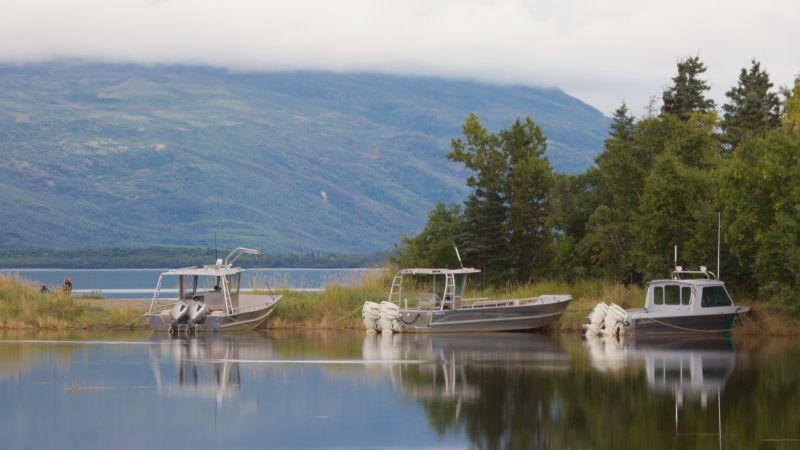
[1,0,797,115]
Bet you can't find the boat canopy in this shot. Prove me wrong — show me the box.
[389,267,481,310]
[395,268,481,276]
[160,266,243,277]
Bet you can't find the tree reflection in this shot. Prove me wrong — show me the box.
[365,333,800,449]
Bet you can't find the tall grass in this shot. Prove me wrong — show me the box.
[268,269,392,329]
[0,274,136,329]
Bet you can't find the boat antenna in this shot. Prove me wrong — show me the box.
[717,211,721,279]
[214,232,218,261]
[674,244,678,269]
[453,244,464,269]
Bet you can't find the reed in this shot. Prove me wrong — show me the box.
[267,269,391,329]
[0,274,139,329]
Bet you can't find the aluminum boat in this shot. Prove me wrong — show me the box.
[144,247,281,333]
[362,268,571,333]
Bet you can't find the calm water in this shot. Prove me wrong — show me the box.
[0,269,379,297]
[0,331,798,450]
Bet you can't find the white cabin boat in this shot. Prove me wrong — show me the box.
[583,266,749,336]
[144,247,281,333]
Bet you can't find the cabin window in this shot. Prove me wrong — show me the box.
[664,285,680,305]
[654,286,663,305]
[701,286,732,307]
[681,286,692,305]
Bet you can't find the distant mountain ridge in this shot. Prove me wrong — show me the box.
[0,62,609,252]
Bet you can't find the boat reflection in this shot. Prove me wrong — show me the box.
[585,335,736,406]
[586,335,740,449]
[148,334,274,406]
[363,333,569,404]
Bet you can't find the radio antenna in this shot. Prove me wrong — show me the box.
[717,211,721,279]
[453,244,464,269]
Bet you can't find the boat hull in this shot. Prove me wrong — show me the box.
[395,297,571,333]
[145,302,278,332]
[624,311,742,334]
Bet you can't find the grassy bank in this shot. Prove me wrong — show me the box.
[2,272,797,334]
[0,275,142,329]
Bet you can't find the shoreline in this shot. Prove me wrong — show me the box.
[2,274,797,335]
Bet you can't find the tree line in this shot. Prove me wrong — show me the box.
[0,247,387,269]
[394,56,800,314]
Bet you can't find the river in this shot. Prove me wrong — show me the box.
[0,331,797,449]
[0,268,380,298]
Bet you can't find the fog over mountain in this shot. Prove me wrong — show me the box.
[1,0,797,113]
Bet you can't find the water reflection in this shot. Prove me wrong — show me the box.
[148,335,273,405]
[364,333,799,450]
[0,332,798,449]
[586,335,736,406]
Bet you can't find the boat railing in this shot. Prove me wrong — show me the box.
[461,295,569,309]
[231,296,279,315]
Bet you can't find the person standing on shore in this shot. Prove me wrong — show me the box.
[63,276,72,295]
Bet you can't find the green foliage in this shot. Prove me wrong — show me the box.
[392,202,463,269]
[661,56,716,120]
[632,153,716,279]
[783,75,800,131]
[721,59,781,149]
[720,128,800,313]
[450,115,553,282]
[397,114,554,283]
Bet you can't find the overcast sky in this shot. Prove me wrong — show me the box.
[1,0,797,115]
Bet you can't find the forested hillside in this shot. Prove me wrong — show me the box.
[0,62,608,253]
[397,57,800,313]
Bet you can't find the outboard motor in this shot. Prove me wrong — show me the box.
[362,301,381,332]
[582,302,609,336]
[188,295,208,328]
[601,303,627,337]
[169,299,190,333]
[379,301,401,334]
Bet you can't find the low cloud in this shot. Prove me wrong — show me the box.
[1,0,797,114]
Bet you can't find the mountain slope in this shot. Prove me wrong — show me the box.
[0,62,609,252]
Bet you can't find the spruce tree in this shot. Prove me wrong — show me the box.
[661,56,715,120]
[721,59,781,149]
[609,102,635,140]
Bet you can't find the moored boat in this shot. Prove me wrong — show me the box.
[583,266,749,336]
[144,247,281,333]
[362,268,571,333]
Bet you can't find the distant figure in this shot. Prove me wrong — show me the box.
[63,276,72,294]
[40,284,49,294]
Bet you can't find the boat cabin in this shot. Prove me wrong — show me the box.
[154,264,243,314]
[643,267,734,314]
[388,268,480,310]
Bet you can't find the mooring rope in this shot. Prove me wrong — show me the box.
[330,303,366,324]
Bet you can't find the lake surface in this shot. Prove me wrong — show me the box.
[0,331,798,449]
[0,269,379,298]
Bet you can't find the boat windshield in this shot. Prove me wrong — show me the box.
[701,286,732,307]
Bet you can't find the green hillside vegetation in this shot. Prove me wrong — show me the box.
[0,62,608,254]
[0,246,387,269]
[397,57,800,315]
